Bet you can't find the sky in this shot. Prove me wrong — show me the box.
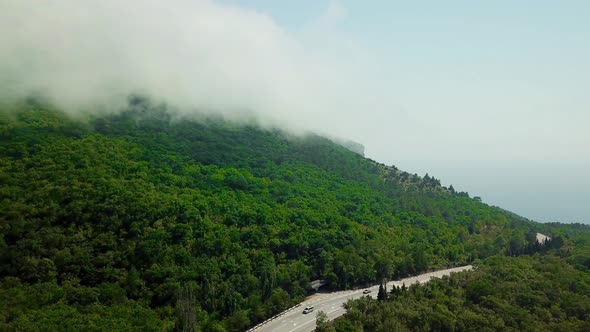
[1,0,589,223]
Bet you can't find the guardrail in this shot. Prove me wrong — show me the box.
[246,303,302,331]
[245,265,473,331]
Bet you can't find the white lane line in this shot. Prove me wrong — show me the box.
[286,318,315,332]
[326,307,341,315]
[259,266,472,332]
[285,307,347,332]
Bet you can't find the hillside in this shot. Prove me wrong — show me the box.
[326,250,590,331]
[0,98,580,331]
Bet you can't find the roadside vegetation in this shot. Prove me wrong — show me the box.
[0,98,584,331]
[326,226,590,332]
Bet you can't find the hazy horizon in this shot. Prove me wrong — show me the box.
[1,0,588,223]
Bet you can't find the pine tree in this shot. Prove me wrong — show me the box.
[378,283,387,302]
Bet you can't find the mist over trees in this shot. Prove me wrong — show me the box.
[2,99,581,330]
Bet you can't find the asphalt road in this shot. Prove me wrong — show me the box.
[252,265,473,332]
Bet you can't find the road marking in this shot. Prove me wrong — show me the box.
[286,318,314,332]
[327,307,341,315]
[255,265,472,332]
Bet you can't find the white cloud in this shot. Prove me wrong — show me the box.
[323,0,348,26]
[1,0,588,223]
[0,0,383,136]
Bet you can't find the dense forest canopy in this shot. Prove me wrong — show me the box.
[326,250,590,332]
[1,98,587,331]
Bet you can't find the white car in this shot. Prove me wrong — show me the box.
[302,306,314,314]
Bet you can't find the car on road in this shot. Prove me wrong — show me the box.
[302,306,314,314]
[363,289,371,294]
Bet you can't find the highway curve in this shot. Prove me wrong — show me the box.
[250,265,473,332]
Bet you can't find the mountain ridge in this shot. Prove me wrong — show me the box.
[0,99,578,331]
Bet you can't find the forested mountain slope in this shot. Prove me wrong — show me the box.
[0,99,572,331]
[327,245,590,332]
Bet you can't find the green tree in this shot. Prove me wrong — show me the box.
[377,283,387,302]
[176,284,197,332]
[316,310,331,332]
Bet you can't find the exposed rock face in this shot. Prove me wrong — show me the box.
[536,232,550,244]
